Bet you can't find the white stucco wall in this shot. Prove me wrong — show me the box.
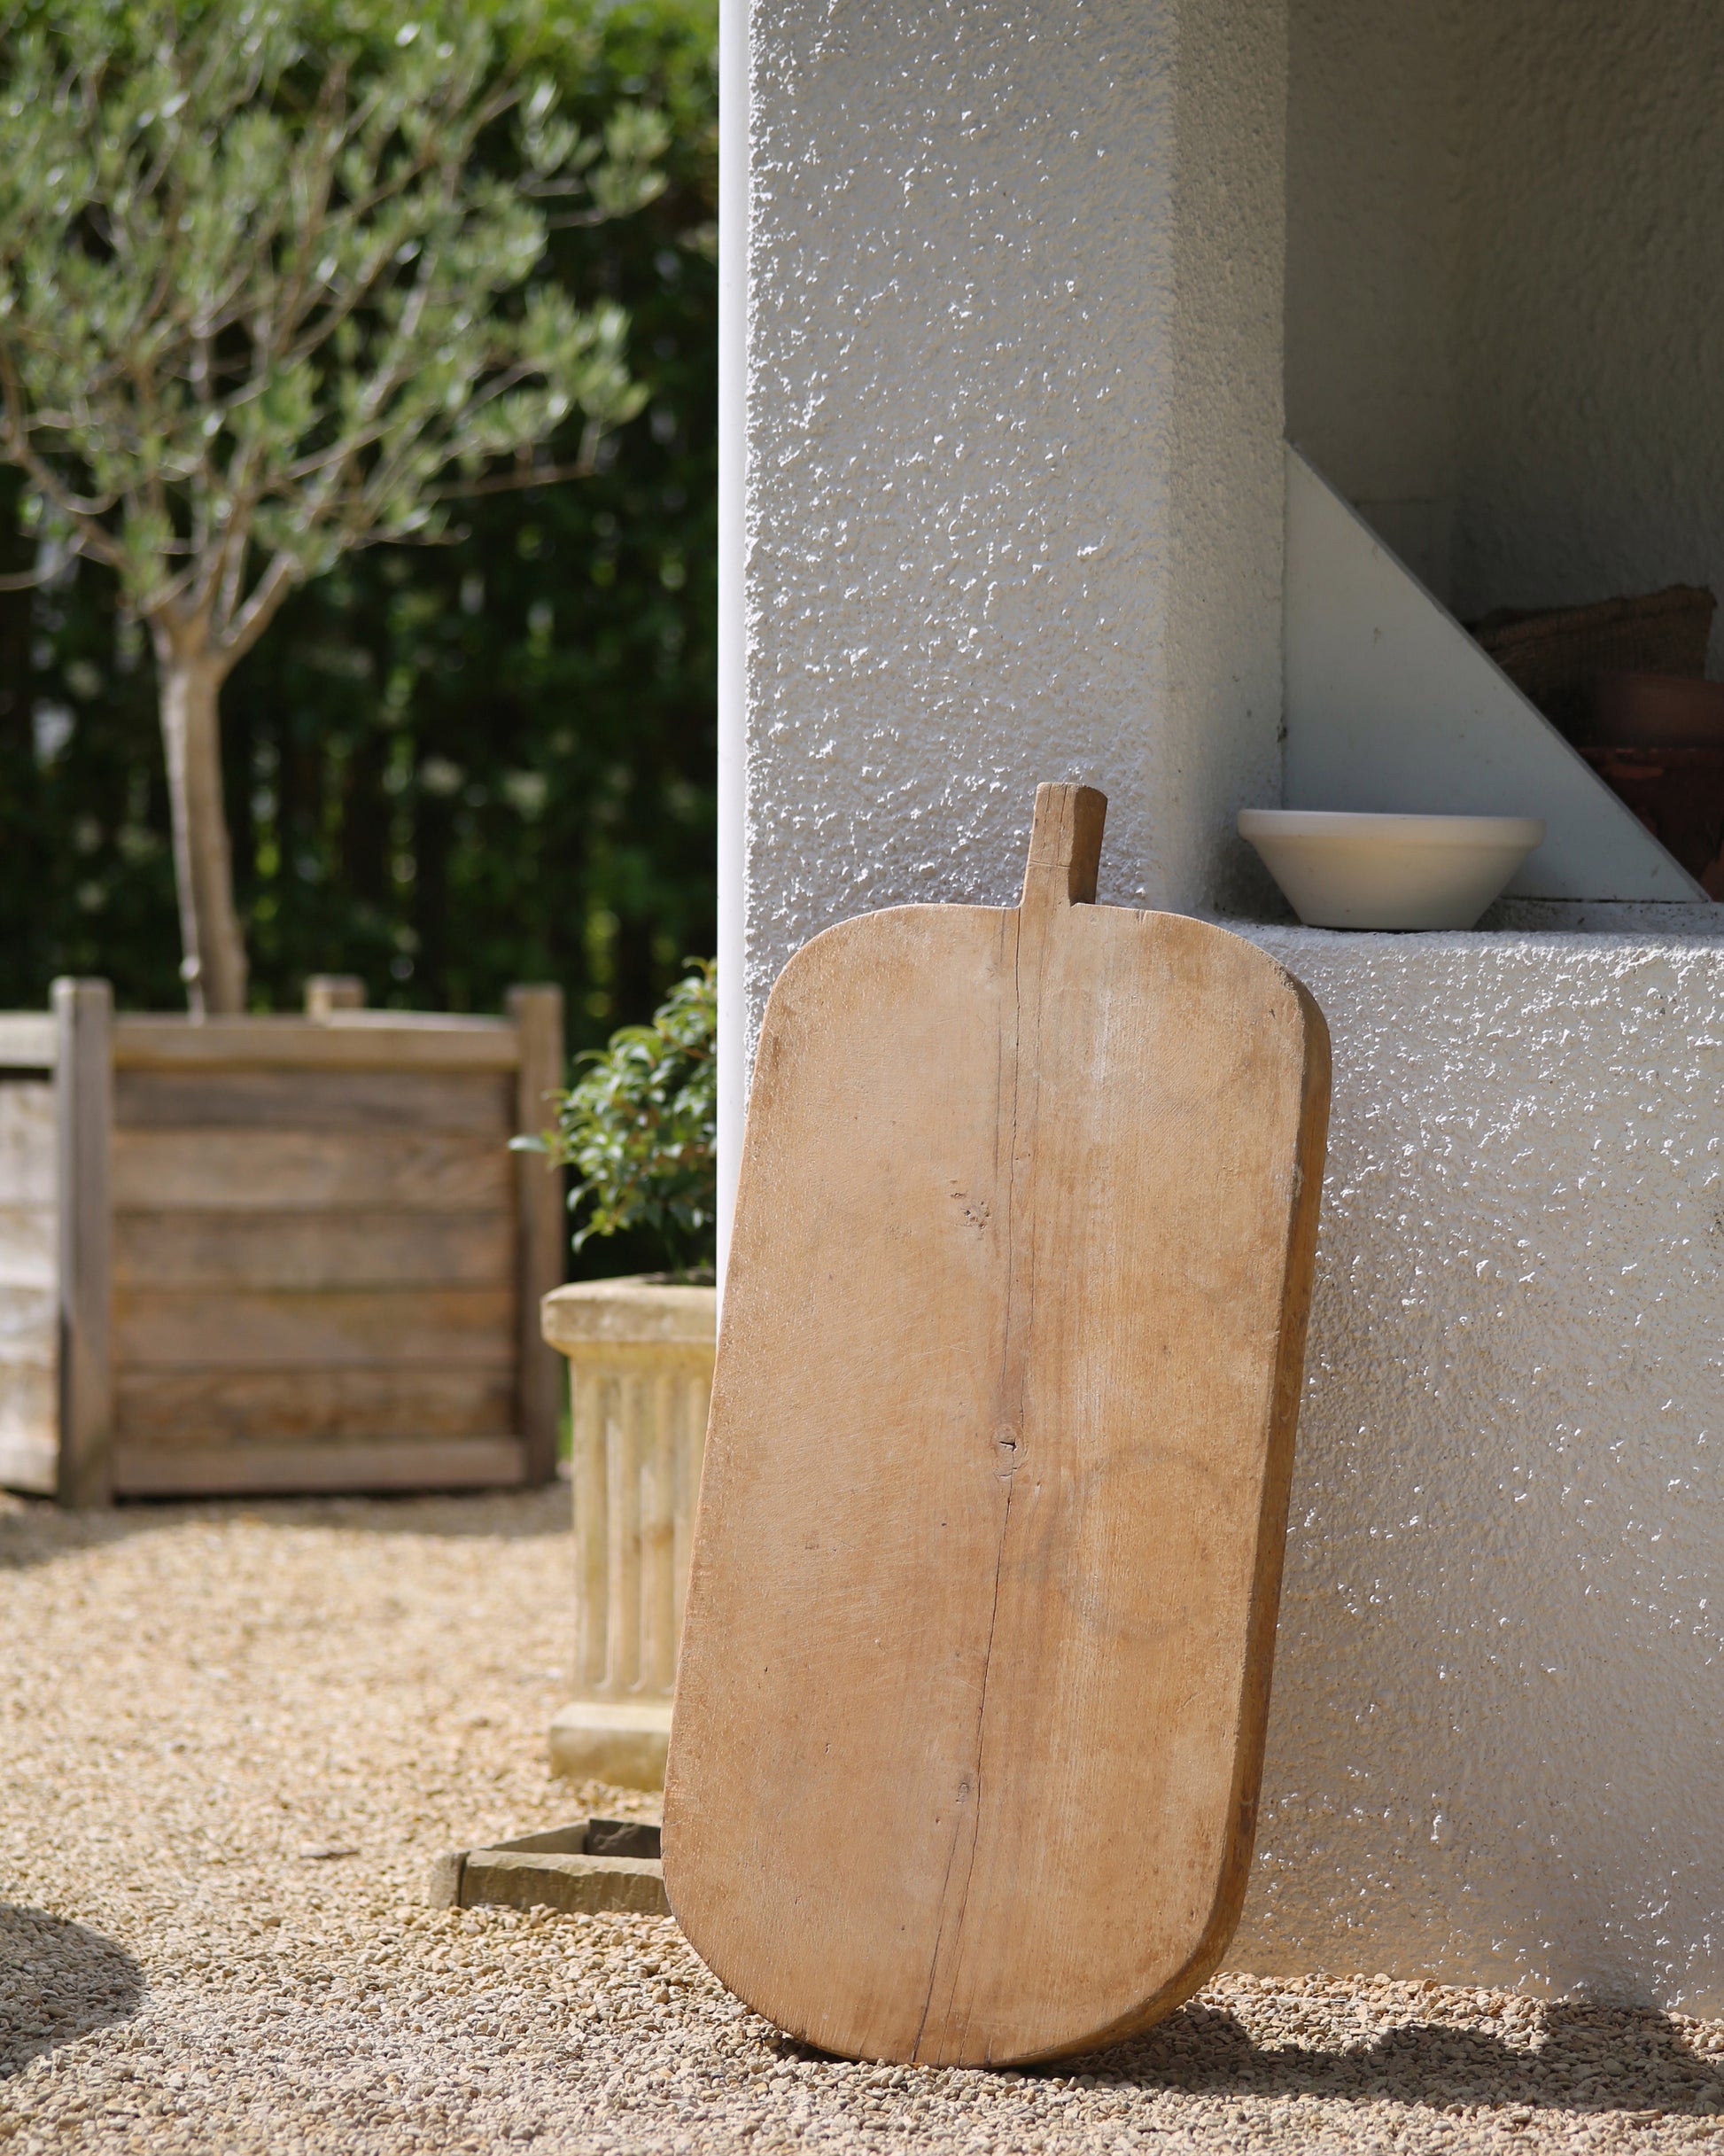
[727,0,1724,2014]
[735,0,1289,1054]
[1451,0,1724,665]
[1283,0,1460,603]
[1285,0,1724,664]
[1228,928,1724,2012]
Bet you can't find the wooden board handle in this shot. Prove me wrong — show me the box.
[1021,782,1107,912]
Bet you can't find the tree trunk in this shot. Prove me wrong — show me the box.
[156,648,248,1016]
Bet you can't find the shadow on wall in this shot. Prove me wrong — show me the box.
[1284,0,1724,665]
[1096,1998,1724,2114]
[0,1907,144,2074]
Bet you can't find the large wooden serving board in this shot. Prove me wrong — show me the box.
[663,784,1330,2066]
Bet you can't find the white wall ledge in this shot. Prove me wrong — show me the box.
[1206,910,1724,945]
[1481,900,1724,938]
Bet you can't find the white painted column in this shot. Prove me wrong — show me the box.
[714,0,750,1288]
[718,0,1293,1259]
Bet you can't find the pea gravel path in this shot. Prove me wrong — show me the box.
[4,1488,1721,2154]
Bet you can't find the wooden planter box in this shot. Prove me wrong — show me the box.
[0,977,563,1503]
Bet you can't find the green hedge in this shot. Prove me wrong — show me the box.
[0,0,716,1061]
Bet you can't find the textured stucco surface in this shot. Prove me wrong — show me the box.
[1452,0,1724,663]
[1285,0,1724,661]
[1283,0,1461,602]
[739,0,1287,1051]
[732,0,1724,2015]
[1225,929,1724,2013]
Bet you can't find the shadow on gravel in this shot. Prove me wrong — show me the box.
[1085,1999,1724,2119]
[222,1487,574,1542]
[0,1483,568,1571]
[0,1907,144,2074]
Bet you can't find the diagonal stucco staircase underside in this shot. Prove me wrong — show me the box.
[1283,446,1711,905]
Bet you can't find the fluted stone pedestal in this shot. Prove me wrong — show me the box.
[540,1277,716,1789]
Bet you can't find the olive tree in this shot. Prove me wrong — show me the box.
[0,0,663,1011]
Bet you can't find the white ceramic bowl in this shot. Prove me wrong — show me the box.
[1238,809,1546,930]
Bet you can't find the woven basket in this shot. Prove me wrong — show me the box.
[1472,585,1716,739]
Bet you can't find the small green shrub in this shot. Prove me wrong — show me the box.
[519,957,715,1276]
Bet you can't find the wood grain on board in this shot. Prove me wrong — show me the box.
[664,783,1331,2068]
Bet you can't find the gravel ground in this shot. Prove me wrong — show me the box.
[4,1487,1723,2155]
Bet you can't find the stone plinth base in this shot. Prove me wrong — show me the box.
[549,1699,672,1791]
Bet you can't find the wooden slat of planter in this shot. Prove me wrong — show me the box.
[113,1286,516,1367]
[0,1359,57,1494]
[111,1435,527,1497]
[55,979,113,1508]
[113,1068,515,1133]
[0,1083,57,1205]
[0,1015,55,1069]
[0,1437,57,1494]
[0,1283,56,1357]
[113,1210,515,1291]
[509,985,565,1486]
[115,1365,516,1444]
[0,1358,54,1418]
[113,1016,519,1073]
[113,1013,519,1073]
[113,1128,512,1210]
[0,1204,55,1288]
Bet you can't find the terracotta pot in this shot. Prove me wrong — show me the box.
[1587,671,1724,748]
[1580,745,1724,897]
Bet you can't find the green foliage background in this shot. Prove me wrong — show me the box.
[527,956,716,1276]
[0,0,717,1061]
